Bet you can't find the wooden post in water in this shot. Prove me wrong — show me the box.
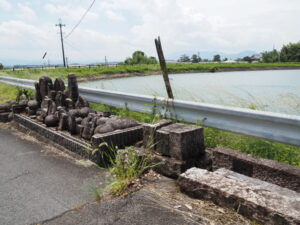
[155,36,174,99]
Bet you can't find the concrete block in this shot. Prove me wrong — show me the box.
[0,112,9,123]
[178,167,300,225]
[13,114,90,160]
[157,123,205,160]
[155,129,170,156]
[212,147,300,192]
[151,154,185,178]
[142,120,172,149]
[91,125,143,149]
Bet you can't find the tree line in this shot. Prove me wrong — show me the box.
[262,42,300,63]
[178,54,224,63]
[121,51,157,65]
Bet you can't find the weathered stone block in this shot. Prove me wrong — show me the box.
[151,154,185,178]
[68,74,79,105]
[54,78,65,92]
[212,147,300,192]
[142,120,172,149]
[0,112,9,122]
[13,114,89,159]
[156,123,204,160]
[178,168,300,225]
[155,129,170,156]
[12,104,27,113]
[91,125,143,149]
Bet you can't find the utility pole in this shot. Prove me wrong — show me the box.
[56,19,66,67]
[105,56,107,65]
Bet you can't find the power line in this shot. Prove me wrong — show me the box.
[64,0,96,39]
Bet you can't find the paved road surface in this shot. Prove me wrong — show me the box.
[0,127,107,225]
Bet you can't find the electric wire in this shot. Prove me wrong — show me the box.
[64,0,96,39]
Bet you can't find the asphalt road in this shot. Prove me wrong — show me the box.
[0,126,107,225]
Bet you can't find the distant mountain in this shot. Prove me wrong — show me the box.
[166,50,258,61]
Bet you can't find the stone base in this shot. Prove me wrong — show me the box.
[13,114,90,159]
[156,123,205,160]
[142,119,172,149]
[91,126,143,167]
[178,168,300,225]
[91,125,143,149]
[151,152,212,179]
[0,112,9,123]
[212,147,300,192]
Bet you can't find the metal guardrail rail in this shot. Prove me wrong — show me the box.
[1,76,300,146]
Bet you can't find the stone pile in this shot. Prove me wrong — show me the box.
[35,74,139,140]
[4,74,140,141]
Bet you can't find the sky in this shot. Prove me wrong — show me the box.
[0,0,300,65]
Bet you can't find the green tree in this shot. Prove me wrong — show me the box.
[191,54,201,63]
[279,42,300,62]
[262,50,279,63]
[178,54,190,62]
[242,56,253,63]
[124,51,158,65]
[0,63,3,70]
[213,54,221,62]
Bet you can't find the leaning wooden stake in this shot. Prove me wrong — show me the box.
[155,36,174,99]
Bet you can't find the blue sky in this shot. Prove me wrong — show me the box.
[1,0,300,65]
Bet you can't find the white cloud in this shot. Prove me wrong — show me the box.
[105,10,125,22]
[15,4,37,21]
[1,0,300,64]
[44,3,99,22]
[0,0,11,11]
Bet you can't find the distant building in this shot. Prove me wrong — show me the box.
[251,54,262,61]
[166,60,178,64]
[223,59,236,63]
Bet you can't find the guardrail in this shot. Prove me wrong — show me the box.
[1,76,300,146]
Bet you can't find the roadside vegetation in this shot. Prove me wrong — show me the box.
[1,62,300,81]
[90,143,157,198]
[89,101,300,167]
[0,83,18,104]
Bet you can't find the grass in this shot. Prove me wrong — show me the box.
[0,83,19,104]
[0,82,299,167]
[90,142,157,197]
[204,127,300,167]
[1,62,300,80]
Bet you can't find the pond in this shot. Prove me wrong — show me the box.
[80,70,300,116]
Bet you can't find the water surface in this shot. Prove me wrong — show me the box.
[81,70,300,115]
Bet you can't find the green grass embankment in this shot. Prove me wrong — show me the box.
[1,62,300,81]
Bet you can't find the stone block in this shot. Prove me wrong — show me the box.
[155,129,170,156]
[212,147,300,192]
[0,112,9,122]
[157,123,205,160]
[142,120,172,149]
[13,114,90,160]
[91,125,143,149]
[178,167,300,225]
[151,154,185,178]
